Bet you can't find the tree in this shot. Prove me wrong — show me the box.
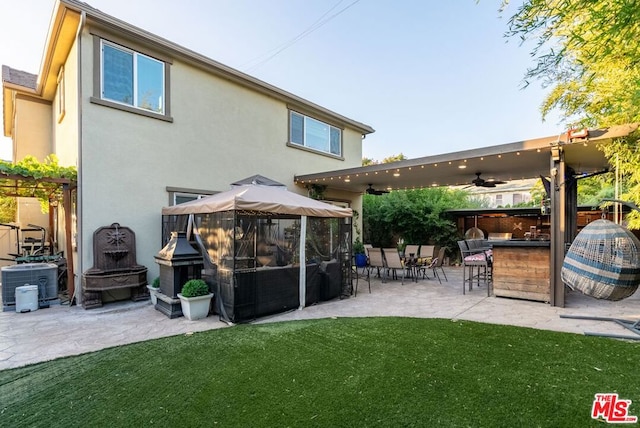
[502,0,640,124]
[502,0,640,226]
[362,153,407,166]
[362,187,481,255]
[362,157,376,166]
[382,153,407,164]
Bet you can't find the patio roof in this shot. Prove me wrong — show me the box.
[294,124,639,194]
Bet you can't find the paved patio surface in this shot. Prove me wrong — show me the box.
[1,266,639,370]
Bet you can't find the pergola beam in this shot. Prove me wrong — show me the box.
[0,171,77,303]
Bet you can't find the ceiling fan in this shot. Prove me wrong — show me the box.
[365,184,389,195]
[469,172,507,188]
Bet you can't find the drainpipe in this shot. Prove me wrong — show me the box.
[71,10,86,305]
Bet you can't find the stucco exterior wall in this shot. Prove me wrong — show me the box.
[16,197,48,236]
[53,40,79,167]
[13,97,52,162]
[12,96,52,243]
[51,37,80,270]
[78,27,365,279]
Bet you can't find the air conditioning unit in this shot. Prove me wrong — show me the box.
[15,285,38,313]
[1,263,58,311]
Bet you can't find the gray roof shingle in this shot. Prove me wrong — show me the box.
[1,65,37,90]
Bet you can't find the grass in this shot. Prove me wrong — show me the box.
[1,317,639,427]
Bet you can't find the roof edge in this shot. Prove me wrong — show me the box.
[60,0,374,135]
[294,123,640,183]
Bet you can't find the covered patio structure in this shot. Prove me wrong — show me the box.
[294,124,639,307]
[161,176,353,323]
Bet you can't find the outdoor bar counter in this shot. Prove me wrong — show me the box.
[490,240,551,302]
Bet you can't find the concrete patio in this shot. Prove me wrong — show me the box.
[1,266,639,370]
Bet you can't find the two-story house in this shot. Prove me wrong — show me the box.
[465,178,538,208]
[2,0,374,305]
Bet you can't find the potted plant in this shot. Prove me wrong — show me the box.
[353,238,368,268]
[148,277,160,305]
[397,237,406,257]
[178,279,213,320]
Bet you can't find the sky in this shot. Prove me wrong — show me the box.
[0,0,565,162]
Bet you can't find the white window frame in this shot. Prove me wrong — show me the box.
[289,111,342,157]
[100,40,165,114]
[513,193,523,205]
[166,187,217,206]
[172,192,207,206]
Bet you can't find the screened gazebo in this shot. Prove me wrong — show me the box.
[161,176,353,323]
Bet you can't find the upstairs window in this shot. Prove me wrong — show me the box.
[513,193,523,205]
[290,111,341,156]
[101,40,164,114]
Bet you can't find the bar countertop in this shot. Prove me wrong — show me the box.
[489,239,551,247]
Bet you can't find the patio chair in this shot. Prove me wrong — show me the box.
[404,244,420,279]
[367,248,386,283]
[416,245,435,278]
[420,245,435,262]
[467,239,493,283]
[427,246,448,284]
[404,244,420,258]
[457,240,491,296]
[353,261,371,297]
[362,244,374,274]
[382,248,406,284]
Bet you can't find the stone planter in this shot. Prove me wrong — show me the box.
[147,285,159,305]
[177,293,214,320]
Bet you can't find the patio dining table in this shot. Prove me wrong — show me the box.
[402,253,432,281]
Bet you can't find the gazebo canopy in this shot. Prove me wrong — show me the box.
[162,179,352,218]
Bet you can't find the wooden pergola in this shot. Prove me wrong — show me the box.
[0,172,77,300]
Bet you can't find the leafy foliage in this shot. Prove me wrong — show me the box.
[363,188,480,255]
[502,0,640,227]
[0,197,16,223]
[600,138,640,226]
[362,157,376,166]
[305,184,327,200]
[180,279,209,297]
[362,153,407,166]
[352,237,365,254]
[0,155,77,212]
[0,155,77,181]
[502,0,640,125]
[576,174,621,206]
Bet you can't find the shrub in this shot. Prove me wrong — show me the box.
[152,277,160,288]
[352,238,365,254]
[180,279,209,298]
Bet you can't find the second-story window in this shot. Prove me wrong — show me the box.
[101,40,165,114]
[513,193,523,205]
[289,111,341,156]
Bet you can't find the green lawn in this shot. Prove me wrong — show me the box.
[1,317,639,427]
